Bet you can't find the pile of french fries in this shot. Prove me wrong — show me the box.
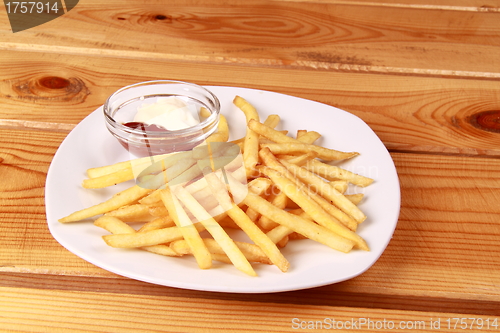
[59,96,374,276]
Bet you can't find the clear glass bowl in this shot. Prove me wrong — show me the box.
[103,80,220,156]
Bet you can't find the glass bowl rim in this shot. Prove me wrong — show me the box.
[103,80,221,137]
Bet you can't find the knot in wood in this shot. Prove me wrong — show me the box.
[469,110,500,133]
[12,76,89,103]
[154,14,171,22]
[39,76,71,90]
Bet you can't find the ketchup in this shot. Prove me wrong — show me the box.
[123,121,170,132]
[119,121,199,157]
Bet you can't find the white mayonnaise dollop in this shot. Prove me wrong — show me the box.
[133,97,200,130]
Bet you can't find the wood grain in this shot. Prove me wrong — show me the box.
[1,1,499,77]
[1,51,499,157]
[2,1,500,330]
[1,272,498,317]
[281,0,500,8]
[0,129,112,276]
[1,126,499,309]
[358,153,500,301]
[0,286,499,332]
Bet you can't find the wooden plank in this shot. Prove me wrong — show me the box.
[0,286,499,332]
[1,127,499,302]
[0,129,113,276]
[0,119,75,133]
[1,1,499,76]
[279,0,500,11]
[1,51,499,156]
[1,272,498,316]
[338,153,500,301]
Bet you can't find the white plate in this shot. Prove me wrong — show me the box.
[45,86,400,293]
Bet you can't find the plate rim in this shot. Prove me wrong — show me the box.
[45,85,401,293]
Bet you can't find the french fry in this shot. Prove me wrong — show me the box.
[226,171,358,251]
[130,154,193,185]
[248,118,356,161]
[233,96,260,176]
[148,205,169,217]
[152,157,197,186]
[141,244,183,257]
[169,240,232,263]
[87,163,133,179]
[138,189,162,205]
[217,215,240,229]
[171,163,204,187]
[230,164,247,184]
[94,216,136,234]
[138,216,175,232]
[247,177,273,195]
[192,139,226,161]
[207,204,225,218]
[277,236,289,247]
[260,142,359,161]
[191,187,220,212]
[160,187,212,269]
[330,180,349,194]
[259,147,358,231]
[190,185,214,202]
[243,132,259,174]
[205,115,229,143]
[296,129,307,140]
[104,204,152,222]
[259,166,369,251]
[289,232,307,240]
[277,152,318,166]
[296,130,321,144]
[280,159,367,224]
[170,239,272,265]
[102,226,184,248]
[94,216,180,257]
[83,168,135,189]
[345,193,364,205]
[183,156,244,196]
[288,208,314,221]
[241,176,273,222]
[244,206,260,223]
[86,159,144,179]
[263,114,280,128]
[242,191,354,253]
[199,106,211,118]
[266,225,294,244]
[174,185,257,276]
[258,190,287,230]
[304,159,374,187]
[59,184,153,223]
[248,119,297,144]
[259,138,276,145]
[233,96,259,122]
[230,137,244,146]
[86,151,187,179]
[204,171,290,272]
[214,115,230,138]
[234,140,244,152]
[203,238,272,265]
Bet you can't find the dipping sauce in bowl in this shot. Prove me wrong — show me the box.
[104,80,220,156]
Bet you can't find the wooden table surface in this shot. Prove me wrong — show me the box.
[1,0,499,332]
